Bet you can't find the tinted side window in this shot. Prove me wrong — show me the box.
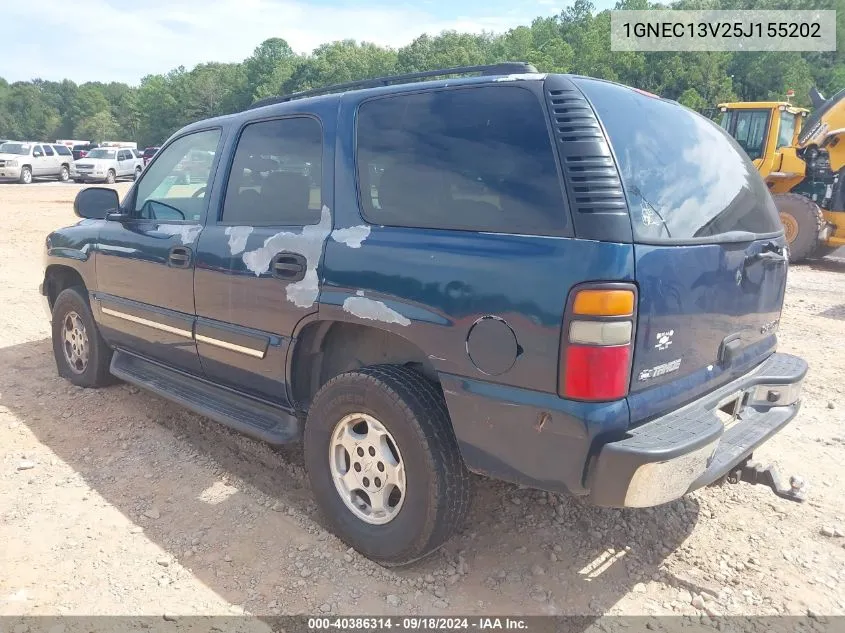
[356,86,567,235]
[221,117,322,226]
[43,145,55,156]
[54,145,72,156]
[575,78,781,242]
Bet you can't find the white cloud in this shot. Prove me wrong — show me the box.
[1,0,542,84]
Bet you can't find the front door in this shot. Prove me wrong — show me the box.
[193,115,327,403]
[31,145,49,176]
[93,128,224,374]
[41,144,59,176]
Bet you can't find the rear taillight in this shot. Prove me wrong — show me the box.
[560,286,636,402]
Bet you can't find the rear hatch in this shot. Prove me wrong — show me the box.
[574,78,788,423]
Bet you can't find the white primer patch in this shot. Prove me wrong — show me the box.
[156,224,203,245]
[241,205,332,308]
[343,296,410,327]
[225,226,253,255]
[331,225,371,249]
[494,73,547,82]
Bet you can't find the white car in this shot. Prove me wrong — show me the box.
[0,141,73,184]
[72,147,143,184]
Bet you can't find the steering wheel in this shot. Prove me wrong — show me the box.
[191,186,207,198]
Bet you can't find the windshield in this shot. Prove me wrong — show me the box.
[0,143,31,155]
[86,149,116,159]
[575,78,781,242]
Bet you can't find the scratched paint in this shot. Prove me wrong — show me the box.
[156,224,203,245]
[225,226,253,255]
[342,294,411,326]
[331,225,371,249]
[241,205,332,308]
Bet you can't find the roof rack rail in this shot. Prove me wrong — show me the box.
[247,61,538,110]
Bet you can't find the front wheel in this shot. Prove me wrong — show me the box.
[19,166,32,184]
[105,169,116,184]
[304,365,472,567]
[51,287,113,388]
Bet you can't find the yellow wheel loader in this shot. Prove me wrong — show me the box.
[718,87,845,262]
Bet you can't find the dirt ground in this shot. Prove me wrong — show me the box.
[1,183,844,620]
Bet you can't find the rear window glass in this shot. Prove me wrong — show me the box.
[575,78,781,242]
[356,86,568,236]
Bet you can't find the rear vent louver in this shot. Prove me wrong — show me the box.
[544,76,632,243]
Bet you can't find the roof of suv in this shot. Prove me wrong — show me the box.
[178,62,547,134]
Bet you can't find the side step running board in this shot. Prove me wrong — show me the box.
[110,350,301,444]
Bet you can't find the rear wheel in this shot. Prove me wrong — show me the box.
[304,364,472,566]
[19,166,32,184]
[774,193,822,262]
[133,166,142,181]
[105,169,116,184]
[58,164,69,182]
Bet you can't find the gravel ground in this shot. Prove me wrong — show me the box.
[1,183,844,619]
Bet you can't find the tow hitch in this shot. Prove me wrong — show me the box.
[727,458,807,502]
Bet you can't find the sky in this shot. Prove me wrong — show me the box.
[2,0,614,85]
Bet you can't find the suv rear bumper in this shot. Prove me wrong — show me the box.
[587,353,807,507]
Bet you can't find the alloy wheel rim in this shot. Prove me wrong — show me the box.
[61,311,89,374]
[328,413,406,525]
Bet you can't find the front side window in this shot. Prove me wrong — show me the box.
[221,117,322,226]
[777,112,796,149]
[356,86,567,235]
[133,129,221,222]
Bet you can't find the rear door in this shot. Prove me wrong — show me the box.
[574,78,788,423]
[192,114,327,403]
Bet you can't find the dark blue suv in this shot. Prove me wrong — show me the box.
[41,63,808,566]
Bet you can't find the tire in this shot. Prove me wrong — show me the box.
[19,166,32,184]
[133,166,142,181]
[105,169,116,184]
[304,364,472,567]
[812,245,842,259]
[58,164,70,182]
[774,193,822,263]
[51,286,113,388]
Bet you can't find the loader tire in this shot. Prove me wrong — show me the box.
[774,193,822,263]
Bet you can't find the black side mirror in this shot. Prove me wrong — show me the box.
[74,187,120,219]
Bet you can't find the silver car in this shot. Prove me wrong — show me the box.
[0,141,73,183]
[72,147,144,184]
